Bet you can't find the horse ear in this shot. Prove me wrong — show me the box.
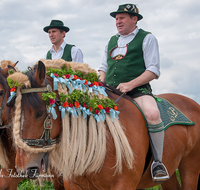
[2,61,18,77]
[34,61,46,86]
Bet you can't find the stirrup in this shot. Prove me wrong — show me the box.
[151,161,169,184]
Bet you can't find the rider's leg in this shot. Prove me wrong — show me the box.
[134,95,169,182]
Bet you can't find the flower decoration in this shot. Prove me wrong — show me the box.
[46,65,107,96]
[59,90,119,122]
[42,91,57,119]
[42,91,56,107]
[10,87,16,92]
[63,101,69,107]
[7,78,21,91]
[6,78,21,105]
[49,98,55,105]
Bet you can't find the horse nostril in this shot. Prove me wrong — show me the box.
[27,167,40,179]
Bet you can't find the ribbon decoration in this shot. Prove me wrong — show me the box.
[59,105,66,119]
[76,106,82,116]
[92,85,99,95]
[47,104,57,120]
[93,114,100,122]
[75,79,86,92]
[7,91,16,104]
[62,78,73,93]
[50,73,60,91]
[65,106,78,118]
[98,86,108,96]
[99,109,106,122]
[70,79,78,90]
[109,108,120,122]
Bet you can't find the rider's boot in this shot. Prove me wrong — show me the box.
[148,122,169,183]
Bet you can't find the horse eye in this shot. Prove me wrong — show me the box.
[35,111,44,119]
[0,90,4,96]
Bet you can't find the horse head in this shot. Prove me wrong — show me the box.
[10,61,62,179]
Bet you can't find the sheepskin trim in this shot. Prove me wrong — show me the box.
[0,60,15,69]
[8,72,30,88]
[37,59,97,76]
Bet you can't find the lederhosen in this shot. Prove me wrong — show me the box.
[105,29,154,99]
[46,44,74,61]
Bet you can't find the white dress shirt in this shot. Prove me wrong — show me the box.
[98,27,160,78]
[43,41,84,63]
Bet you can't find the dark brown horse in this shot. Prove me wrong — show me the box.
[0,62,65,190]
[11,61,200,190]
[0,62,24,190]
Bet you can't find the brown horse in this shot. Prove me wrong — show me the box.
[10,60,200,190]
[0,61,65,190]
[0,62,24,190]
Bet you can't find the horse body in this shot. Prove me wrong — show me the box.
[10,61,200,190]
[63,92,200,190]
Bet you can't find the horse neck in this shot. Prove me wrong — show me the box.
[0,88,16,166]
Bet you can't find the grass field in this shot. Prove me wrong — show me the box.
[17,170,181,189]
[17,179,163,190]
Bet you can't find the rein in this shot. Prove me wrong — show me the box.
[102,83,132,103]
[21,84,58,148]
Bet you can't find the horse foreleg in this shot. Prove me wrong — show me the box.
[178,156,200,190]
[178,167,199,190]
[161,171,181,190]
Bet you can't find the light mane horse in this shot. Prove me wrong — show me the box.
[10,60,200,189]
[0,60,64,189]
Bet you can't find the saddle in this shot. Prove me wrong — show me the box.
[103,83,195,131]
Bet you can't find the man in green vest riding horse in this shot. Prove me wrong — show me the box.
[43,20,83,63]
[98,4,169,183]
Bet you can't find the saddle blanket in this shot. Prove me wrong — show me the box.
[156,97,195,131]
[132,97,195,131]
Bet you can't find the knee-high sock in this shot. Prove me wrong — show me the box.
[148,124,164,162]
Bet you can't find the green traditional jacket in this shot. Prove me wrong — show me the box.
[46,44,74,61]
[105,29,150,87]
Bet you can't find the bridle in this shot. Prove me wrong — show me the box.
[20,84,59,148]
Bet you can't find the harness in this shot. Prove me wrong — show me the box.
[20,84,59,148]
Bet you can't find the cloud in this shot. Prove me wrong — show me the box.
[0,0,200,104]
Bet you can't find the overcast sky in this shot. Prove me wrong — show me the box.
[0,0,200,103]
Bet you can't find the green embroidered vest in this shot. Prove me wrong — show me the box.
[105,29,150,87]
[46,44,74,61]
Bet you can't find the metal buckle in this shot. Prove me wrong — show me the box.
[46,84,52,92]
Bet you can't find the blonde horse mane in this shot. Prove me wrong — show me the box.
[42,59,134,180]
[10,59,134,180]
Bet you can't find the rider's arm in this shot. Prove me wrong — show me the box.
[143,33,160,78]
[71,46,84,63]
[98,40,109,82]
